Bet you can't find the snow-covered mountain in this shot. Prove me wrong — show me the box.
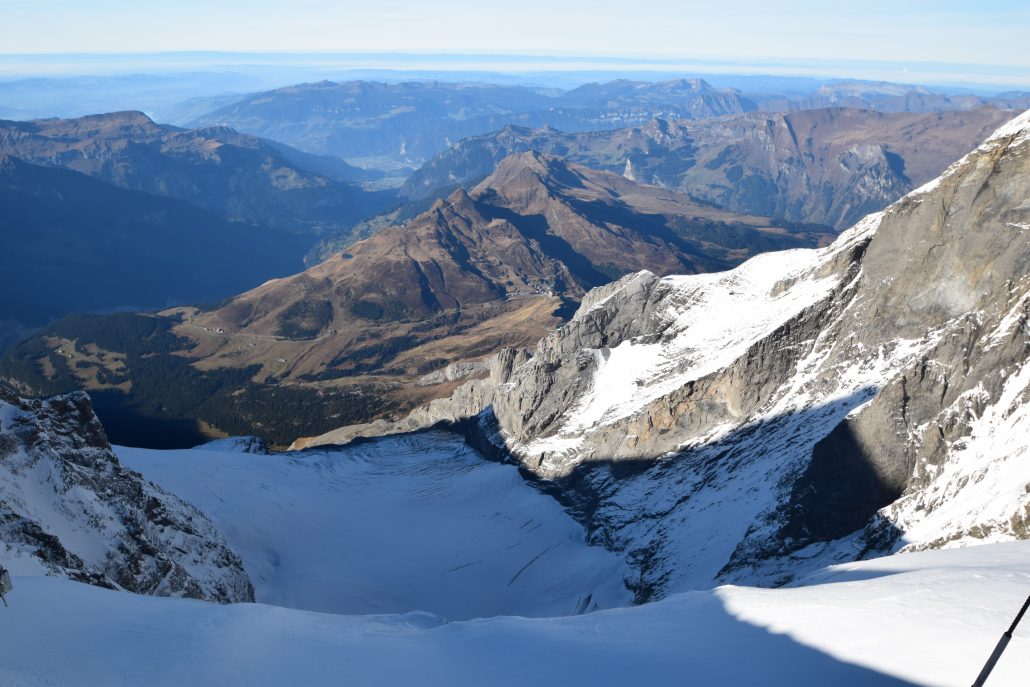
[0,383,253,602]
[303,110,1030,599]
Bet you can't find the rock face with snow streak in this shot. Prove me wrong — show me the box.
[303,110,1030,599]
[0,384,253,603]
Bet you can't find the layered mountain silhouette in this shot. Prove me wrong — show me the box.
[208,152,830,332]
[2,153,831,445]
[190,79,758,169]
[400,107,1013,229]
[0,111,390,237]
[751,79,1030,114]
[186,77,1030,175]
[0,110,400,343]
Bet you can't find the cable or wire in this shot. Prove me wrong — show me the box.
[971,593,1030,687]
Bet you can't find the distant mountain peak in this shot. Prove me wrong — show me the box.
[473,151,589,201]
[14,110,168,140]
[663,77,713,91]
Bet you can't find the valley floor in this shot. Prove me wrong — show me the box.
[0,543,1026,686]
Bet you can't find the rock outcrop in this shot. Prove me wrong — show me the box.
[0,384,254,603]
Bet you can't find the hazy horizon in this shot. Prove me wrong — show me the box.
[1,0,1028,89]
[0,50,1028,93]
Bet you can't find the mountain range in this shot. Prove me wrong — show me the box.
[753,79,1030,114]
[400,107,1013,229]
[188,78,1030,175]
[189,78,761,171]
[0,111,388,235]
[316,105,994,264]
[0,106,1028,687]
[1,152,832,446]
[0,111,400,345]
[0,31,1029,679]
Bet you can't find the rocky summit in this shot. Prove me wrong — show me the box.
[304,110,1030,599]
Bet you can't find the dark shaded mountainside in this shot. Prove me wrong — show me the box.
[0,111,395,346]
[0,381,253,602]
[1,153,832,447]
[0,154,308,327]
[0,111,390,237]
[302,111,1030,600]
[400,107,1013,230]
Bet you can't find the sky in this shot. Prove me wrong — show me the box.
[1,1,1028,87]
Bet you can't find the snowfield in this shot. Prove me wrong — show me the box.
[0,542,1026,686]
[117,432,632,619]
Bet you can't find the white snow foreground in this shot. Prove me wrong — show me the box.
[117,432,632,620]
[0,542,1026,687]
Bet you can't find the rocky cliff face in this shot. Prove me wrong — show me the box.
[304,110,1030,599]
[0,384,253,603]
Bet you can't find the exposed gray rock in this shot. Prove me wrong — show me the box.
[416,359,491,387]
[0,384,254,603]
[196,436,269,454]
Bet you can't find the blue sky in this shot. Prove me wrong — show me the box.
[1,1,1027,84]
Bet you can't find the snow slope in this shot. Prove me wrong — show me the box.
[522,236,858,457]
[0,542,1026,687]
[117,432,631,620]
